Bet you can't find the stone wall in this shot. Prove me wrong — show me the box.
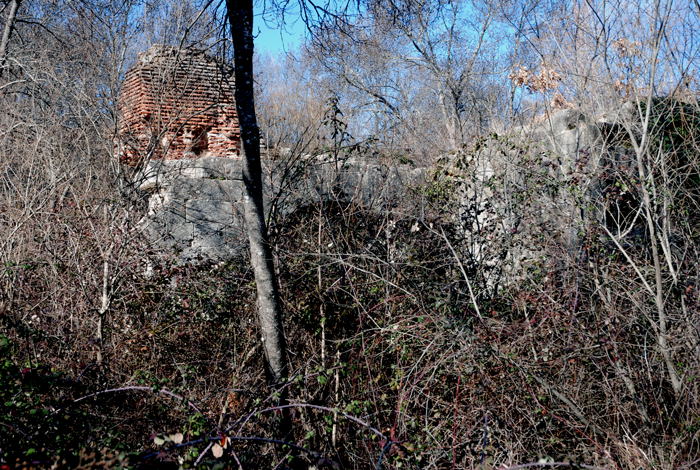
[446,107,639,290]
[132,104,658,285]
[136,156,427,264]
[118,46,427,265]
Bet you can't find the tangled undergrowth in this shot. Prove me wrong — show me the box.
[1,192,698,469]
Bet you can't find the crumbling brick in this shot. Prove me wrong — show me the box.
[116,45,240,164]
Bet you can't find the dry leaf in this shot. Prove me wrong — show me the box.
[212,443,224,458]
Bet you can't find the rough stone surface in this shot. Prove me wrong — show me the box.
[136,156,427,264]
[447,107,633,289]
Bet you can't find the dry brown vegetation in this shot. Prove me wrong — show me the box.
[1,0,699,469]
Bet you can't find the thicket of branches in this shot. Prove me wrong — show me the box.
[1,0,698,469]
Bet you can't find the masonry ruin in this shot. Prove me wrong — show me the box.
[117,45,240,164]
[117,46,425,265]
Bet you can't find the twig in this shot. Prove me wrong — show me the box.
[499,462,608,470]
[601,224,654,296]
[69,385,202,414]
[439,226,483,320]
[375,440,396,470]
[194,442,214,466]
[227,402,386,440]
[142,434,323,461]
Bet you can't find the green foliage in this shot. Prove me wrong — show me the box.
[0,337,93,465]
[420,173,458,208]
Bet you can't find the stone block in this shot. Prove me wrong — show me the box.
[137,151,426,264]
[186,199,236,227]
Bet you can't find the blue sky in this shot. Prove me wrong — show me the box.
[253,7,306,54]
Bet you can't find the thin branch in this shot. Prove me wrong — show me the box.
[226,402,386,440]
[69,385,203,414]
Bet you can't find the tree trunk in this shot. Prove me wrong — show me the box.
[225,0,288,386]
[0,0,21,77]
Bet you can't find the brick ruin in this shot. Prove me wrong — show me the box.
[116,45,240,164]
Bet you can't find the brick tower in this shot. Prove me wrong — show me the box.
[117,45,240,164]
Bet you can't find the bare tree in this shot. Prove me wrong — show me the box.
[302,0,509,157]
[225,0,288,386]
[0,0,21,76]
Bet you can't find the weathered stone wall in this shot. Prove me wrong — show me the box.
[134,105,652,283]
[117,46,426,264]
[137,156,427,264]
[446,107,637,289]
[117,45,240,164]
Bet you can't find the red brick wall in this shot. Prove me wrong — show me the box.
[116,45,241,164]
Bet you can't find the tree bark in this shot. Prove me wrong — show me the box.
[0,0,21,77]
[225,0,288,386]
